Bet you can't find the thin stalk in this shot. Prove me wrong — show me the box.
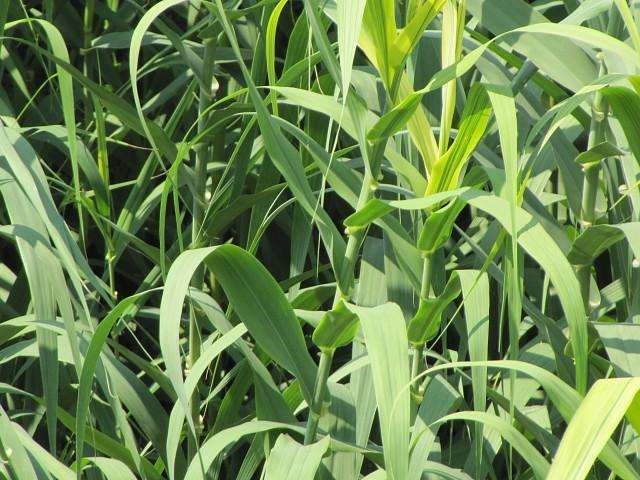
[303,349,334,444]
[417,0,468,393]
[410,343,424,397]
[83,0,95,125]
[419,254,433,307]
[92,95,116,298]
[339,172,377,296]
[578,52,607,308]
[304,171,376,444]
[188,36,217,455]
[72,0,97,254]
[411,254,432,399]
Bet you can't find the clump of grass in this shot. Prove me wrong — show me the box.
[0,1,640,479]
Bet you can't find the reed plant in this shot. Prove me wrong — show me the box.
[1,1,640,479]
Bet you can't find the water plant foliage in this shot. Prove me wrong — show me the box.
[0,0,640,479]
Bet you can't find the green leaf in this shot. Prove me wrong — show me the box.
[160,245,318,421]
[312,300,360,352]
[80,457,137,480]
[426,85,493,195]
[272,86,426,194]
[346,303,410,480]
[548,378,640,480]
[575,141,625,165]
[407,272,462,344]
[367,93,423,143]
[344,188,589,393]
[76,290,160,474]
[183,421,306,479]
[467,0,597,91]
[0,405,38,480]
[417,199,466,253]
[166,324,248,479]
[602,86,640,165]
[212,4,349,291]
[459,270,490,473]
[361,0,396,88]
[435,411,550,479]
[409,376,460,479]
[337,0,367,97]
[425,360,639,480]
[567,223,640,266]
[593,323,640,377]
[7,415,75,480]
[263,435,330,480]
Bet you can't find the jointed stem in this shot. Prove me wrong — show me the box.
[578,53,607,308]
[188,36,217,455]
[303,172,375,444]
[303,349,334,444]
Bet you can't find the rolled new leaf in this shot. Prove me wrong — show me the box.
[425,85,492,196]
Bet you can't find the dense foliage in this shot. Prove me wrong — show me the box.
[1,0,640,479]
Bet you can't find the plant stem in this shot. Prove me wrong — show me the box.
[192,37,217,251]
[581,164,601,227]
[188,36,217,455]
[303,349,334,444]
[411,253,433,399]
[83,0,95,124]
[419,253,433,301]
[304,171,376,444]
[339,171,377,296]
[578,52,607,308]
[410,343,424,395]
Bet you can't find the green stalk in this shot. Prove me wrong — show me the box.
[303,349,334,444]
[304,171,376,444]
[339,172,377,296]
[188,36,217,454]
[410,342,424,402]
[83,0,95,125]
[578,53,607,308]
[92,95,116,298]
[411,254,432,400]
[415,0,470,386]
[73,0,96,254]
